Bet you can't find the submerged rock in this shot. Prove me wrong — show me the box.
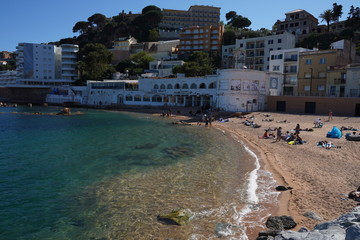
[162,147,194,159]
[157,208,194,226]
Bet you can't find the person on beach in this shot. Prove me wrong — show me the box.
[314,118,322,128]
[328,110,333,121]
[295,124,301,135]
[276,127,282,142]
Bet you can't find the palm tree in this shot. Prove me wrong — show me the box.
[319,9,333,32]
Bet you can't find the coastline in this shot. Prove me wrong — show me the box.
[121,107,360,235]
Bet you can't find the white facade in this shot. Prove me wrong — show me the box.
[148,60,184,77]
[345,63,360,97]
[15,43,78,85]
[269,47,311,95]
[235,32,296,71]
[221,45,236,69]
[0,70,17,86]
[83,69,269,112]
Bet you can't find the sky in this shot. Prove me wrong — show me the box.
[1,0,355,52]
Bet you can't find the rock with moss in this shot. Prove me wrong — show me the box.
[157,208,194,226]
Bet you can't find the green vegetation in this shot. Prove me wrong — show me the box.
[0,60,15,71]
[77,43,115,84]
[116,51,154,76]
[173,52,215,77]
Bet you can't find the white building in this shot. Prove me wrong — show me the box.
[234,32,296,71]
[148,60,184,77]
[345,63,360,97]
[268,47,312,95]
[0,70,17,86]
[15,43,79,85]
[83,69,269,112]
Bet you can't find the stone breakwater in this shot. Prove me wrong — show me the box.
[261,206,360,240]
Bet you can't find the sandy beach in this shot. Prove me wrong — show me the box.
[208,111,360,232]
[134,107,360,234]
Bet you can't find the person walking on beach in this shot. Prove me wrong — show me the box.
[328,110,333,121]
[295,124,301,135]
[276,127,282,142]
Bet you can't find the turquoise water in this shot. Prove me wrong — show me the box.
[0,106,273,239]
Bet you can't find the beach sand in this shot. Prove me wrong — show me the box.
[212,111,360,231]
[121,107,360,236]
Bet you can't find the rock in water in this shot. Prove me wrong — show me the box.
[157,208,194,226]
[265,216,296,230]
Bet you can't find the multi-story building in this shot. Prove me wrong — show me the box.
[148,60,184,78]
[274,9,318,36]
[269,48,312,95]
[160,5,220,29]
[15,43,79,85]
[345,63,360,98]
[61,44,79,81]
[221,45,236,69]
[0,70,17,86]
[178,25,224,56]
[234,32,296,71]
[297,40,356,97]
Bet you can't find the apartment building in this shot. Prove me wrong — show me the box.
[0,70,17,86]
[345,63,360,97]
[178,25,224,56]
[160,5,220,29]
[15,43,79,85]
[269,48,312,95]
[234,32,296,71]
[274,9,318,36]
[297,40,355,97]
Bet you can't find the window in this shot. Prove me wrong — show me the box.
[160,84,166,89]
[152,95,162,102]
[305,72,311,78]
[278,39,282,43]
[208,82,216,89]
[126,95,133,101]
[182,83,188,89]
[167,84,173,89]
[153,84,159,89]
[199,83,206,89]
[134,95,142,101]
[268,40,274,44]
[305,59,312,65]
[174,83,180,89]
[240,43,243,47]
[272,65,280,71]
[319,58,326,64]
[143,95,150,102]
[190,83,197,89]
[317,85,325,91]
[319,72,326,78]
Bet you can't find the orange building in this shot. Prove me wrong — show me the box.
[178,25,224,56]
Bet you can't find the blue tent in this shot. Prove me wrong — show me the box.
[326,126,342,138]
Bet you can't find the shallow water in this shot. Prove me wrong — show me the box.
[0,106,278,240]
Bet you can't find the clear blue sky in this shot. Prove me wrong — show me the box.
[1,0,355,52]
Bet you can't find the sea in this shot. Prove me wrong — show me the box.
[0,106,279,240]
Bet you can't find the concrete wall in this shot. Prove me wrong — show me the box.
[267,96,360,116]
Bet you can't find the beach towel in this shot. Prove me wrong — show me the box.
[326,126,342,139]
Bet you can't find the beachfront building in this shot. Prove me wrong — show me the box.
[268,48,312,96]
[297,40,356,97]
[15,43,79,86]
[178,25,224,57]
[234,32,296,71]
[273,9,319,37]
[83,69,268,112]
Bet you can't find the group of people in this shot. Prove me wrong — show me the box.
[259,124,305,145]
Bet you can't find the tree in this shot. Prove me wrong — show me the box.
[72,21,91,34]
[223,30,236,45]
[346,5,360,30]
[332,3,343,22]
[142,5,161,14]
[225,11,251,29]
[130,51,154,70]
[319,9,333,32]
[77,43,115,83]
[173,52,214,77]
[225,11,237,21]
[88,13,107,30]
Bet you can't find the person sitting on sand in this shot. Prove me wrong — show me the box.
[295,124,301,135]
[259,130,274,139]
[294,133,304,144]
[314,118,322,128]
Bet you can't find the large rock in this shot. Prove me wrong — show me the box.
[268,206,360,240]
[157,208,194,226]
[265,216,297,230]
